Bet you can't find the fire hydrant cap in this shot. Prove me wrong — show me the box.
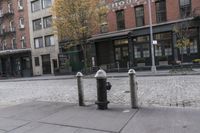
[95,69,107,79]
[128,69,136,74]
[76,72,83,77]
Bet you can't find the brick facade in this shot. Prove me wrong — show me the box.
[95,0,200,34]
[91,0,200,70]
[0,0,30,49]
[0,0,32,77]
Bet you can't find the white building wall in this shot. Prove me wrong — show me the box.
[28,0,59,76]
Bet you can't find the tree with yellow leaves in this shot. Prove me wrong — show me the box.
[173,21,192,64]
[52,0,108,69]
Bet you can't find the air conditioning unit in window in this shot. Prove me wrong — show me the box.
[19,24,25,29]
[19,6,23,10]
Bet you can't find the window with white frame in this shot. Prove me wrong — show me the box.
[42,0,52,9]
[12,38,17,49]
[8,3,13,13]
[21,36,26,48]
[19,17,25,29]
[18,0,23,10]
[2,40,7,50]
[45,35,55,46]
[31,0,40,12]
[9,21,15,32]
[0,10,3,17]
[34,37,43,48]
[33,19,42,31]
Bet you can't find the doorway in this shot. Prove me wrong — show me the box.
[42,54,51,74]
[115,45,129,68]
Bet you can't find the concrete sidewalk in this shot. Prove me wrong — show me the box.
[1,68,200,82]
[0,101,199,133]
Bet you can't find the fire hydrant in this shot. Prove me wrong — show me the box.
[95,69,111,110]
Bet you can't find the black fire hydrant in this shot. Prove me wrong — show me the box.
[95,69,111,110]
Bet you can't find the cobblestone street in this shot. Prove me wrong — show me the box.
[0,75,200,108]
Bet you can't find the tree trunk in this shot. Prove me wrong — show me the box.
[181,47,184,64]
[80,39,88,73]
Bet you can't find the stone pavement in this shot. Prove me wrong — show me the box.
[0,75,200,109]
[0,101,199,133]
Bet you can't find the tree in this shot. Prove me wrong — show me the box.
[173,4,194,64]
[173,22,192,63]
[52,0,108,69]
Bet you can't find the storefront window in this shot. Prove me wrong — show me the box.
[154,32,172,56]
[134,36,150,58]
[134,46,141,58]
[189,28,198,54]
[190,39,198,53]
[115,48,121,60]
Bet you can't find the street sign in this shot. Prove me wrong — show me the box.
[153,40,158,45]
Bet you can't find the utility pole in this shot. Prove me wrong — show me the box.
[147,0,157,73]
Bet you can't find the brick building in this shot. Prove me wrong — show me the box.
[89,0,200,70]
[0,0,32,77]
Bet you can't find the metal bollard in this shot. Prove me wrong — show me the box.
[128,69,138,109]
[95,69,110,110]
[76,72,85,106]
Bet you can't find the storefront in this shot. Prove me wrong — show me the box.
[92,21,200,70]
[0,49,32,77]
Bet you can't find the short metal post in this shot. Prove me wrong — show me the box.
[128,69,138,109]
[95,69,109,110]
[76,72,85,106]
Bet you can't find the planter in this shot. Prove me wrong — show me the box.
[137,63,145,67]
[159,61,168,66]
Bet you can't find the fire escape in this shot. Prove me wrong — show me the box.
[0,0,16,51]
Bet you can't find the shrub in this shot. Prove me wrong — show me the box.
[192,59,200,63]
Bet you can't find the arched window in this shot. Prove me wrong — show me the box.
[12,38,17,49]
[9,20,15,32]
[18,0,24,10]
[19,17,25,29]
[21,36,26,48]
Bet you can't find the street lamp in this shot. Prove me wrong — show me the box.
[147,0,157,73]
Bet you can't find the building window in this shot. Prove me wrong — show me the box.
[21,36,26,48]
[187,28,198,54]
[100,14,108,33]
[31,0,40,12]
[9,21,15,32]
[156,0,166,23]
[43,16,52,28]
[12,38,17,49]
[33,19,42,31]
[154,32,172,56]
[19,17,25,29]
[8,3,13,13]
[42,0,52,9]
[34,57,40,66]
[45,35,55,46]
[34,37,43,48]
[2,40,7,50]
[18,0,23,10]
[116,10,125,30]
[134,36,150,59]
[180,0,191,18]
[135,6,144,27]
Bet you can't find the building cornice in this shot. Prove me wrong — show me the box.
[0,48,31,55]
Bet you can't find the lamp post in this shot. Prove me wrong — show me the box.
[147,0,157,73]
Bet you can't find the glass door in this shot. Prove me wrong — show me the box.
[115,46,129,68]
